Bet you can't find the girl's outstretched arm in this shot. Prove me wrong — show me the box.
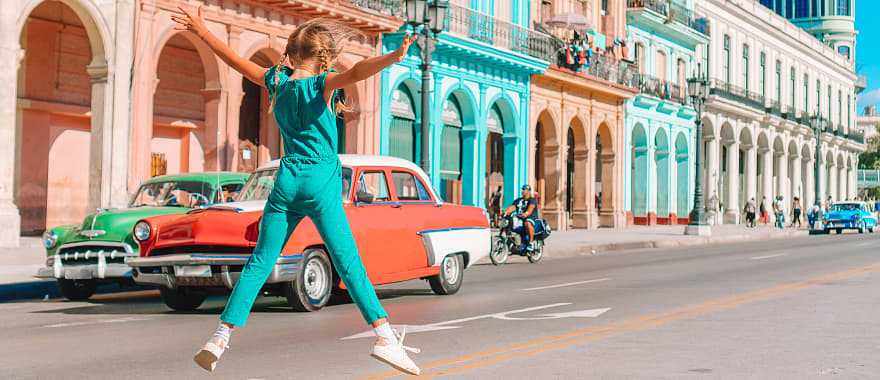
[173,6,268,87]
[325,33,416,94]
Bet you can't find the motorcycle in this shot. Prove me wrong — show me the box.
[489,214,551,265]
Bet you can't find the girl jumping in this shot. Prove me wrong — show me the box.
[172,7,420,375]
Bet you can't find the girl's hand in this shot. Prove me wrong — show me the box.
[395,33,416,62]
[172,6,209,38]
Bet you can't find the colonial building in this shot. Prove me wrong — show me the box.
[1,0,399,247]
[529,0,639,230]
[697,0,864,225]
[361,0,547,208]
[623,0,708,225]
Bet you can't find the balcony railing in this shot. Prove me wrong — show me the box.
[636,73,686,104]
[444,5,555,60]
[709,79,765,110]
[555,50,638,88]
[626,0,707,35]
[348,1,554,61]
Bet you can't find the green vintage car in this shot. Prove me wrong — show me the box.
[36,172,248,300]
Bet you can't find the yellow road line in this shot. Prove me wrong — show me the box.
[359,263,880,380]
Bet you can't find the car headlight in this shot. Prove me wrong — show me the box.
[42,230,58,249]
[133,221,152,241]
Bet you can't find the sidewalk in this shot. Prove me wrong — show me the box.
[543,224,807,259]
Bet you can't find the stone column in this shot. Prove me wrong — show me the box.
[0,26,22,247]
[776,151,787,201]
[724,140,740,224]
[646,129,657,225]
[791,154,801,203]
[761,147,773,211]
[570,149,589,228]
[86,63,110,212]
[828,163,837,202]
[745,143,757,205]
[225,26,243,171]
[704,136,718,206]
[804,157,815,207]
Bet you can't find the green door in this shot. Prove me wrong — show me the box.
[389,116,416,162]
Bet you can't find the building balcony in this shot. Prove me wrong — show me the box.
[351,0,554,62]
[626,0,709,45]
[554,49,638,89]
[635,73,686,104]
[856,75,867,94]
[708,79,765,111]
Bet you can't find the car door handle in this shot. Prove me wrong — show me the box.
[391,204,402,208]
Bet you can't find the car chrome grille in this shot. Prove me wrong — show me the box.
[57,245,130,264]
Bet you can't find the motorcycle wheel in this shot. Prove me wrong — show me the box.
[489,236,509,265]
[527,241,544,263]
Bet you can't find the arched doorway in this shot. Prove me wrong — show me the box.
[630,124,649,223]
[389,83,418,162]
[675,132,690,223]
[655,128,670,224]
[787,140,800,203]
[534,110,562,229]
[595,123,616,227]
[440,96,463,204]
[153,33,219,175]
[238,50,277,172]
[485,99,517,208]
[16,0,106,233]
[567,117,588,227]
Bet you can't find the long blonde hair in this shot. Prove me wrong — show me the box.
[268,19,365,114]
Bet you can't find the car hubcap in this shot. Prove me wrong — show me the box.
[304,260,328,299]
[443,256,460,284]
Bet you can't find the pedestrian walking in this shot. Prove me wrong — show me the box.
[791,197,802,228]
[173,8,421,375]
[488,186,502,227]
[759,196,768,225]
[743,197,757,228]
[773,196,785,229]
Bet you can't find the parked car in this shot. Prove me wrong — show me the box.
[36,172,248,300]
[127,155,491,312]
[822,201,878,234]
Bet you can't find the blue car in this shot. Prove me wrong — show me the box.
[822,202,878,234]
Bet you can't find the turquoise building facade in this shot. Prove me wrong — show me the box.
[378,2,549,207]
[623,0,708,224]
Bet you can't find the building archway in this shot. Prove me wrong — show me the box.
[837,153,846,200]
[825,150,835,202]
[674,132,690,223]
[567,117,588,228]
[237,49,278,172]
[630,124,649,223]
[388,81,418,163]
[655,128,671,224]
[772,136,785,201]
[15,0,108,233]
[757,132,771,207]
[595,122,616,227]
[486,97,518,207]
[152,32,222,176]
[787,140,800,203]
[800,144,813,206]
[719,123,737,222]
[534,110,562,229]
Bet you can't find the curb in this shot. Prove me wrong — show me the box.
[0,280,150,303]
[544,230,808,259]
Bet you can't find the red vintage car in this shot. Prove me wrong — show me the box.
[127,155,491,311]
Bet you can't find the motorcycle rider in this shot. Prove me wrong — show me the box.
[502,184,540,252]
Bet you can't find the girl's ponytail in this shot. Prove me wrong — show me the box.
[268,53,287,114]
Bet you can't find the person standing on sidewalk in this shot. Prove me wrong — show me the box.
[759,196,768,225]
[791,197,802,229]
[488,186,502,228]
[743,197,757,228]
[773,196,786,229]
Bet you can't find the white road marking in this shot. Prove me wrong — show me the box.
[521,278,611,291]
[42,316,151,328]
[750,253,788,260]
[342,303,612,340]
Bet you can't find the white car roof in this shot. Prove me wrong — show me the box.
[832,201,866,206]
[254,155,441,202]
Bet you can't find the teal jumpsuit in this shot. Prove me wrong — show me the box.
[219,67,387,327]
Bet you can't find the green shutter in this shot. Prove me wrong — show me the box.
[389,116,416,162]
[441,124,462,176]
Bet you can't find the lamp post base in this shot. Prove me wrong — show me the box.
[684,224,712,236]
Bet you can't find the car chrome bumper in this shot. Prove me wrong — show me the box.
[126,254,303,289]
[35,254,135,280]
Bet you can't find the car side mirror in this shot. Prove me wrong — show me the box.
[356,191,374,203]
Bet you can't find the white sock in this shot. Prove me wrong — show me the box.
[373,323,398,344]
[213,323,232,344]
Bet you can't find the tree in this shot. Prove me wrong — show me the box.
[859,123,880,169]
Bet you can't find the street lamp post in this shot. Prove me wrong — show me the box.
[685,67,711,236]
[404,0,448,175]
[810,113,822,229]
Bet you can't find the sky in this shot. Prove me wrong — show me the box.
[857,0,880,114]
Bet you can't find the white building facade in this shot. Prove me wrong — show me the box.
[697,0,864,225]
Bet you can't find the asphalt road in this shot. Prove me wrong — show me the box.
[1,232,879,379]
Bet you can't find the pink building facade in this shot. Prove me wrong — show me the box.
[1,0,400,247]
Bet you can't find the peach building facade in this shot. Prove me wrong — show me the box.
[0,0,400,247]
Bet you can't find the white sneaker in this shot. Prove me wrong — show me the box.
[370,327,421,376]
[193,336,228,372]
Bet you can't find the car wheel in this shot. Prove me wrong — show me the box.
[284,248,332,312]
[528,242,544,263]
[57,279,96,301]
[429,254,463,296]
[159,286,206,311]
[858,221,865,234]
[489,236,509,266]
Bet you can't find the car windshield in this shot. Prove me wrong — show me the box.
[830,203,860,212]
[237,167,353,202]
[130,181,216,208]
